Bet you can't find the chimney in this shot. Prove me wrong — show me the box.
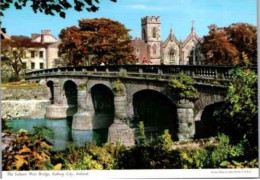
[31,33,40,39]
[41,30,51,35]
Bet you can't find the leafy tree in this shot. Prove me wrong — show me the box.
[225,23,257,65]
[59,18,136,66]
[1,36,44,76]
[214,66,258,154]
[0,0,117,18]
[202,26,239,65]
[201,23,257,65]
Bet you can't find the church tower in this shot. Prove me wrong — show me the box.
[141,16,162,64]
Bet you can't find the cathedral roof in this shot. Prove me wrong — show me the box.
[182,30,199,47]
[163,27,179,48]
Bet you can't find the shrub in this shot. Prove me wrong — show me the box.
[111,79,125,96]
[156,129,173,151]
[137,121,146,145]
[53,144,115,170]
[168,73,198,101]
[2,128,61,170]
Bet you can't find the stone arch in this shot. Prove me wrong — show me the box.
[86,80,112,94]
[89,83,114,130]
[194,93,225,119]
[63,80,78,118]
[132,89,178,140]
[194,102,225,139]
[46,80,54,104]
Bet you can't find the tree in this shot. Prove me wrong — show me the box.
[201,23,257,65]
[59,18,136,66]
[202,26,239,65]
[214,66,258,155]
[1,36,44,76]
[0,0,117,18]
[225,23,257,65]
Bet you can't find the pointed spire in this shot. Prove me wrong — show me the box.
[170,25,174,41]
[191,19,195,33]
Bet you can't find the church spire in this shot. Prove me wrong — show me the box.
[170,25,174,41]
[191,19,195,33]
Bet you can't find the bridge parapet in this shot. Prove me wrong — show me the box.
[25,65,256,87]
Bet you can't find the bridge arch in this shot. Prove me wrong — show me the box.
[132,89,178,140]
[63,80,78,118]
[89,84,115,129]
[194,101,225,139]
[46,80,54,104]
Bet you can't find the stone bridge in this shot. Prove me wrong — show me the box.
[25,65,249,146]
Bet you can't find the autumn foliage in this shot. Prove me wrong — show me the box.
[59,18,136,66]
[201,23,257,65]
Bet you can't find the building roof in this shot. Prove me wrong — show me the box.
[163,27,179,48]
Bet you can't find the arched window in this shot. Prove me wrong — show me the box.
[152,27,157,38]
[142,29,146,41]
[169,49,175,62]
[153,44,157,55]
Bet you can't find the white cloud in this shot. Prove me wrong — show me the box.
[129,4,167,11]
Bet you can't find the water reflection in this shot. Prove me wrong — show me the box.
[8,118,108,151]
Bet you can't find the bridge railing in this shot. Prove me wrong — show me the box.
[25,65,257,84]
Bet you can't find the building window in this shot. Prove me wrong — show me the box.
[152,27,157,38]
[153,44,157,55]
[136,48,139,54]
[31,51,35,58]
[169,49,175,62]
[31,62,35,69]
[39,51,44,58]
[22,62,26,69]
[40,63,44,69]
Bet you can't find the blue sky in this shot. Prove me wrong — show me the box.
[1,0,257,41]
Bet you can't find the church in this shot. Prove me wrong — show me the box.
[131,16,199,65]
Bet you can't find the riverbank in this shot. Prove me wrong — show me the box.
[1,83,51,119]
[2,100,51,119]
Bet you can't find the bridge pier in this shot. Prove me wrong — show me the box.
[108,95,135,147]
[45,83,69,119]
[176,100,195,140]
[72,91,94,130]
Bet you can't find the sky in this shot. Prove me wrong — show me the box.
[1,0,257,41]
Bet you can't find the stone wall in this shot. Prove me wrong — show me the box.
[1,85,51,119]
[2,100,51,120]
[1,86,50,100]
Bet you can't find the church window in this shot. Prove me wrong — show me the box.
[136,48,139,54]
[153,44,157,55]
[169,49,175,62]
[152,27,157,38]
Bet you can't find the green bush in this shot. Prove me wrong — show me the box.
[168,73,198,101]
[214,67,258,158]
[53,144,115,170]
[156,129,173,151]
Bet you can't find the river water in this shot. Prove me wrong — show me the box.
[7,118,108,151]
